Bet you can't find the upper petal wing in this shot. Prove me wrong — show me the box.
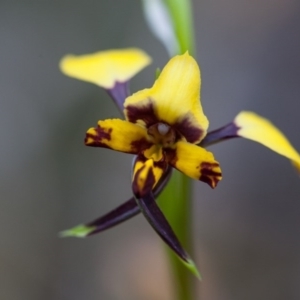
[60,48,151,88]
[235,111,300,172]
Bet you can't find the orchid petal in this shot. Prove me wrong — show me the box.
[60,48,151,89]
[235,111,300,172]
[85,119,152,154]
[132,156,167,198]
[167,141,222,188]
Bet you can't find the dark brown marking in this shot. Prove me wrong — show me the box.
[199,174,214,188]
[153,159,168,171]
[135,154,168,171]
[96,125,112,140]
[132,164,156,198]
[131,138,153,152]
[132,154,168,197]
[85,133,110,148]
[125,99,159,127]
[164,148,178,165]
[85,125,112,147]
[173,114,203,143]
[199,162,222,188]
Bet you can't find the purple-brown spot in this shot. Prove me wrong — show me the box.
[132,164,156,198]
[85,125,112,147]
[131,138,153,152]
[135,154,168,171]
[125,99,159,127]
[199,162,222,189]
[173,114,203,143]
[132,155,168,197]
[164,148,178,165]
[153,159,168,171]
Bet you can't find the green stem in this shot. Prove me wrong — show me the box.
[164,0,196,55]
[159,1,197,299]
[159,171,194,300]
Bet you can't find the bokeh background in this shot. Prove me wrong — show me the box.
[1,0,300,299]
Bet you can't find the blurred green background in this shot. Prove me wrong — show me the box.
[1,0,300,299]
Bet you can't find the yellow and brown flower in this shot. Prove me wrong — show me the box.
[84,53,222,198]
[60,48,300,273]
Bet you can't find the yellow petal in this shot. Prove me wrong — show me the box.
[132,157,166,197]
[60,48,151,89]
[167,141,222,188]
[85,119,152,154]
[124,52,208,143]
[235,111,300,172]
[143,144,164,161]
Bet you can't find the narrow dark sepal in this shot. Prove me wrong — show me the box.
[86,198,139,235]
[135,192,191,263]
[106,81,130,114]
[200,122,240,147]
[83,166,173,236]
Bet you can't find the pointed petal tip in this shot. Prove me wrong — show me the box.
[59,224,96,238]
[183,258,202,280]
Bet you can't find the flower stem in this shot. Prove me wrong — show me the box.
[159,171,194,300]
[159,0,197,299]
[164,0,196,55]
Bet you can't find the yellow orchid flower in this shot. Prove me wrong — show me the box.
[60,48,300,273]
[85,52,222,198]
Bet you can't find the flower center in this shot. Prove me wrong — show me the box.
[157,123,170,135]
[147,122,176,148]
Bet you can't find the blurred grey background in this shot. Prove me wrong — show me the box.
[1,0,300,299]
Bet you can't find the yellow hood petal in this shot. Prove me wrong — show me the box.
[124,53,208,143]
